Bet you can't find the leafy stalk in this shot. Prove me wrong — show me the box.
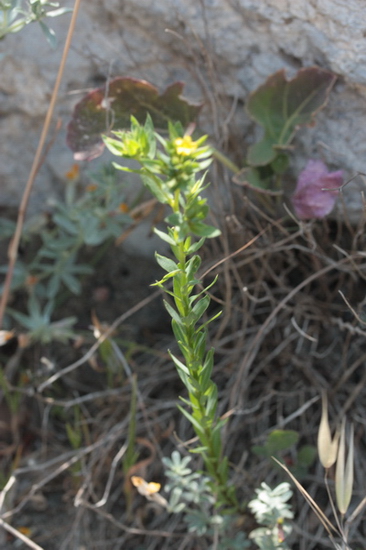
[104,116,238,510]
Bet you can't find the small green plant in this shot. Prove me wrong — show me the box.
[28,164,131,299]
[0,164,133,342]
[162,451,294,549]
[104,115,238,510]
[7,294,76,344]
[248,482,293,550]
[235,67,337,195]
[252,429,316,479]
[163,450,249,549]
[0,0,72,46]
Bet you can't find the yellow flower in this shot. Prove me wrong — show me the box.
[131,475,168,508]
[174,135,198,156]
[131,476,161,495]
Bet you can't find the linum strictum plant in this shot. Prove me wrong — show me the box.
[103,116,239,511]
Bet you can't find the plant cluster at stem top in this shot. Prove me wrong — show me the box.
[104,115,238,511]
[67,68,340,220]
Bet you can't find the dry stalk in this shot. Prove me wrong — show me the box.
[0,0,83,327]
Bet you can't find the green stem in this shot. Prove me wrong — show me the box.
[170,234,238,510]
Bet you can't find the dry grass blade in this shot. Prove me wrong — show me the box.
[346,495,366,525]
[231,255,353,408]
[0,517,44,550]
[272,457,340,539]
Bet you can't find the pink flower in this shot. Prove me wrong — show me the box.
[291,160,343,220]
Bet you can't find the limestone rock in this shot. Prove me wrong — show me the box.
[0,0,365,220]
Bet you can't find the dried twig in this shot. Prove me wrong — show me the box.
[0,0,83,327]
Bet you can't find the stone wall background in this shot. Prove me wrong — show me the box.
[1,0,366,221]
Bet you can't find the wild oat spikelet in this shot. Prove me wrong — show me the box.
[317,392,339,469]
[335,419,354,515]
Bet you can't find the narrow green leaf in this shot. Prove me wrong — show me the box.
[4,19,27,35]
[187,377,201,393]
[46,273,61,298]
[155,253,178,273]
[185,255,201,280]
[141,174,168,203]
[46,8,74,17]
[191,331,207,362]
[52,213,78,235]
[38,20,57,49]
[177,405,206,438]
[179,396,195,409]
[171,319,187,346]
[200,349,214,390]
[153,227,176,246]
[190,445,209,454]
[186,237,205,254]
[151,270,180,286]
[61,272,81,295]
[177,342,190,362]
[217,455,229,478]
[200,310,222,331]
[163,300,182,324]
[169,352,189,375]
[190,276,219,303]
[191,295,210,320]
[189,222,221,238]
[165,212,183,226]
[205,385,218,417]
[210,431,224,466]
[66,423,82,449]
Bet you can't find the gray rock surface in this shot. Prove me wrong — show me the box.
[1,0,365,222]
